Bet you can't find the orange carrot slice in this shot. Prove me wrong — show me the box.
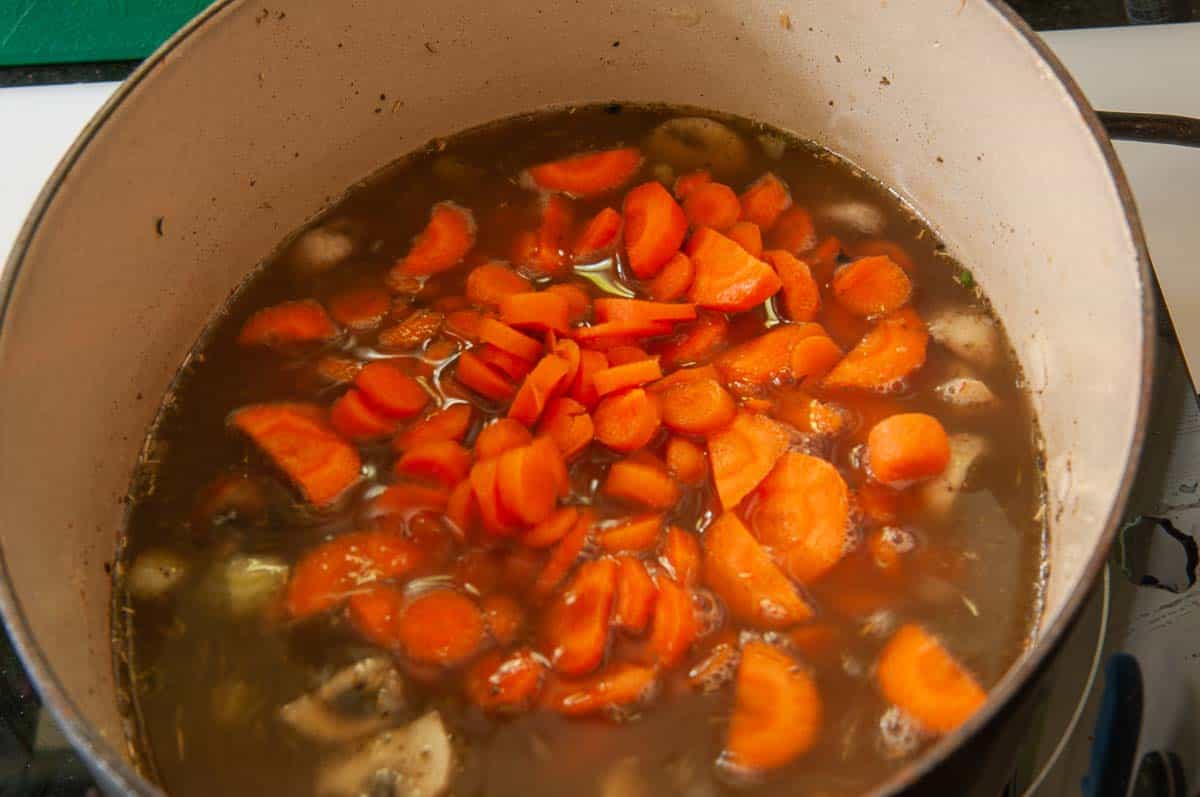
[230,403,361,506]
[478,343,533,381]
[495,443,559,526]
[823,307,928,391]
[766,206,816,254]
[456,351,516,401]
[592,359,664,397]
[614,556,658,635]
[523,506,580,548]
[702,513,812,627]
[832,255,913,317]
[683,181,741,230]
[876,624,986,734]
[478,316,545,362]
[520,194,574,275]
[238,299,338,347]
[593,388,661,452]
[660,312,730,368]
[533,510,592,597]
[866,413,950,485]
[508,353,572,427]
[356,361,430,420]
[393,404,472,452]
[542,557,618,675]
[378,308,444,350]
[726,221,764,259]
[327,287,390,331]
[465,649,546,713]
[598,513,663,553]
[537,396,594,460]
[716,323,827,390]
[649,576,697,668]
[470,457,520,536]
[527,147,642,197]
[665,436,707,485]
[570,349,609,409]
[722,642,822,775]
[764,250,821,322]
[662,526,702,586]
[543,662,658,716]
[645,252,695,301]
[689,642,740,693]
[574,207,623,257]
[738,173,792,231]
[500,291,571,335]
[391,587,486,665]
[330,388,397,441]
[547,282,592,323]
[395,201,476,276]
[285,529,425,617]
[466,261,532,308]
[790,335,844,383]
[444,309,484,341]
[623,181,688,279]
[445,478,476,535]
[845,238,914,271]
[673,169,712,200]
[660,377,736,435]
[751,452,850,583]
[595,297,697,324]
[707,411,788,510]
[480,594,526,646]
[687,227,782,312]
[395,440,472,486]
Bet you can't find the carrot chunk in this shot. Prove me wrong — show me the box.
[444,309,484,342]
[285,529,425,617]
[465,649,546,713]
[707,411,788,510]
[598,513,663,553]
[645,252,695,301]
[673,169,712,200]
[394,201,476,277]
[355,361,430,420]
[622,181,688,278]
[378,308,444,350]
[536,396,594,460]
[876,624,986,734]
[547,282,592,323]
[523,506,580,548]
[230,403,361,506]
[721,642,822,776]
[574,207,623,258]
[602,456,680,510]
[808,234,843,282]
[683,181,741,230]
[527,147,642,197]
[866,413,950,485]
[314,355,362,385]
[660,378,736,435]
[570,349,609,409]
[687,227,782,312]
[593,388,661,452]
[544,662,658,716]
[764,250,821,322]
[393,404,472,452]
[395,440,472,487]
[766,206,816,254]
[715,323,823,391]
[238,299,337,347]
[662,526,702,586]
[470,457,520,536]
[466,261,532,308]
[330,388,397,441]
[495,444,559,526]
[845,238,914,271]
[533,510,592,597]
[823,307,928,391]
[649,576,697,668]
[327,287,390,331]
[478,343,533,382]
[595,298,698,325]
[592,359,664,397]
[480,594,526,646]
[832,255,913,317]
[726,221,764,259]
[478,316,545,362]
[614,557,658,635]
[500,291,571,335]
[516,194,574,275]
[665,436,707,485]
[445,478,477,535]
[738,173,793,231]
[751,452,850,584]
[702,513,813,627]
[456,351,515,401]
[508,353,572,427]
[790,335,844,383]
[660,312,729,368]
[391,587,486,665]
[542,557,618,675]
[689,642,739,693]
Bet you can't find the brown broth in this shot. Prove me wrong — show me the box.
[114,104,1046,797]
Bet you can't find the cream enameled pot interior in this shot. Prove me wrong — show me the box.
[0,1,1150,795]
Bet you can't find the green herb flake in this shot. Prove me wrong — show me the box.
[954,268,975,289]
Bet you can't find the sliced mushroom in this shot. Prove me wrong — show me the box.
[317,711,454,797]
[286,222,356,274]
[643,117,751,180]
[926,310,1000,369]
[223,554,289,616]
[935,377,998,409]
[820,201,886,235]
[919,433,988,516]
[281,658,407,744]
[126,549,187,600]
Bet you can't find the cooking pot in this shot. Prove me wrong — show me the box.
[0,1,1175,794]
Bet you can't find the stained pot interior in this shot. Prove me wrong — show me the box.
[0,0,1146,794]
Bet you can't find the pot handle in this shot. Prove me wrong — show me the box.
[1098,111,1200,148]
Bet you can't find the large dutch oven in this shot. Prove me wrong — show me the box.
[0,0,1178,794]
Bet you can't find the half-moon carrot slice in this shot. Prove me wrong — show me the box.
[738,172,792,231]
[541,557,618,675]
[526,147,642,197]
[649,576,697,668]
[394,201,476,276]
[750,452,850,584]
[832,255,913,317]
[238,299,338,347]
[687,227,782,313]
[706,411,788,510]
[623,181,688,279]
[876,623,986,734]
[764,250,821,322]
[543,662,658,716]
[823,307,928,391]
[614,556,658,635]
[701,513,812,628]
[466,261,532,308]
[574,207,623,257]
[285,529,426,617]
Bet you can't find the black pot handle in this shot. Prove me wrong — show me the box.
[1098,111,1200,147]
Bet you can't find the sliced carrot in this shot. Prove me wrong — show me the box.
[660,378,736,435]
[238,299,337,347]
[478,316,545,362]
[574,207,623,258]
[598,513,663,553]
[605,345,651,366]
[595,297,697,325]
[673,169,712,200]
[544,662,658,716]
[495,444,558,525]
[537,396,594,460]
[665,436,707,485]
[592,359,664,397]
[532,433,570,498]
[345,584,407,648]
[739,172,792,231]
[764,250,821,322]
[392,587,486,665]
[707,411,789,510]
[593,388,661,452]
[715,323,826,389]
[622,181,688,279]
[508,353,571,427]
[330,388,397,441]
[662,526,702,586]
[395,440,472,486]
[649,576,697,668]
[687,227,782,312]
[845,238,914,272]
[552,337,582,389]
[470,457,520,537]
[570,349,610,409]
[766,206,816,254]
[790,335,844,383]
[500,291,571,335]
[614,556,658,635]
[645,252,695,302]
[819,297,870,351]
[603,456,680,510]
[823,307,928,391]
[394,201,476,277]
[465,649,547,713]
[660,312,730,368]
[701,512,812,627]
[445,478,476,535]
[683,181,741,230]
[547,282,592,323]
[772,390,847,437]
[355,361,430,420]
[465,261,532,308]
[574,319,675,345]
[523,506,580,548]
[480,593,526,646]
[866,413,950,485]
[525,193,574,275]
[832,255,913,317]
[541,557,618,675]
[808,235,843,283]
[726,221,764,259]
[478,343,533,381]
[751,452,850,584]
[533,510,592,597]
[876,623,986,734]
[689,642,739,693]
[456,351,515,401]
[285,529,425,617]
[722,641,822,775]
[441,309,482,342]
[327,287,390,331]
[314,355,362,385]
[230,403,361,506]
[527,147,642,197]
[378,308,444,350]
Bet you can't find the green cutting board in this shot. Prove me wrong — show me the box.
[0,0,209,66]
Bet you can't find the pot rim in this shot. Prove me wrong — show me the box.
[0,2,1155,795]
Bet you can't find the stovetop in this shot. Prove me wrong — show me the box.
[0,19,1197,797]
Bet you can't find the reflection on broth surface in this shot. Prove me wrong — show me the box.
[114,105,1045,797]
